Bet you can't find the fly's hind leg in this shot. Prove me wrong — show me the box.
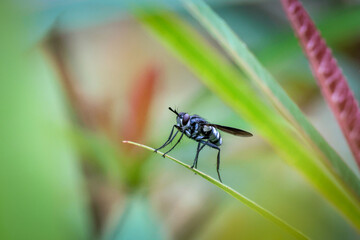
[200,141,222,183]
[216,148,222,183]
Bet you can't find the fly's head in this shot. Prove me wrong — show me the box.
[169,107,190,130]
[177,112,190,129]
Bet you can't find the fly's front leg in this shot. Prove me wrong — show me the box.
[162,131,184,157]
[154,125,178,152]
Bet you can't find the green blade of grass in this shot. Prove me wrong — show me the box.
[134,10,360,229]
[184,0,360,199]
[123,140,309,240]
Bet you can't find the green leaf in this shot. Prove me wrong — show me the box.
[183,0,360,209]
[183,0,360,199]
[123,141,309,240]
[104,192,165,240]
[134,9,360,230]
[0,1,93,239]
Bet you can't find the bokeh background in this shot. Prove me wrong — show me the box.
[1,0,360,239]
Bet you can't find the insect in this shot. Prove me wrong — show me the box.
[155,107,253,182]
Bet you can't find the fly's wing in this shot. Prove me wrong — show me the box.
[206,124,253,137]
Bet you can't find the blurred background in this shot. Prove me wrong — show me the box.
[1,0,360,239]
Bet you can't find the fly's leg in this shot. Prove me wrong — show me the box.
[191,142,201,169]
[191,142,206,169]
[216,148,222,183]
[162,131,184,157]
[154,125,178,152]
[156,131,179,153]
[197,144,206,168]
[199,141,222,183]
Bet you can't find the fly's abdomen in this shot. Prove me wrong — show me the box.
[209,127,222,146]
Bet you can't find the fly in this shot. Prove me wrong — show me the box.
[155,107,253,182]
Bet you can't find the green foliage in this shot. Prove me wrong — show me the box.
[0,1,92,239]
[135,6,360,229]
[4,0,360,239]
[104,193,165,240]
[184,0,360,199]
[258,5,360,68]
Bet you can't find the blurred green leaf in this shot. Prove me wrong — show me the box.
[124,141,308,239]
[0,1,93,239]
[70,128,122,184]
[104,192,165,240]
[257,5,360,68]
[134,8,360,230]
[184,0,360,209]
[184,0,360,196]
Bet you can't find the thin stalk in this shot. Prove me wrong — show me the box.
[123,140,309,240]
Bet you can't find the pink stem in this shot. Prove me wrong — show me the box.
[121,64,160,153]
[281,0,360,167]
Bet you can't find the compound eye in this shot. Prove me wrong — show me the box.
[183,113,190,125]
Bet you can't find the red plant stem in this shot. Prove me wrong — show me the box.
[281,0,360,167]
[121,64,160,153]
